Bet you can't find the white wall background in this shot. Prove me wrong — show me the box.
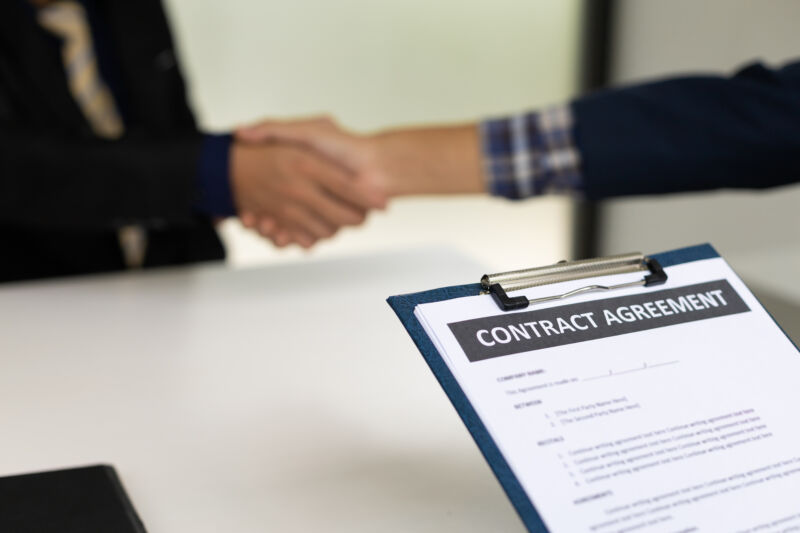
[162,0,583,273]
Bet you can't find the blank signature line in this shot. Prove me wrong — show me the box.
[583,360,680,382]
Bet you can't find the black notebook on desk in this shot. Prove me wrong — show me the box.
[0,465,146,533]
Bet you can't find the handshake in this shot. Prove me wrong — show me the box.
[230,117,484,248]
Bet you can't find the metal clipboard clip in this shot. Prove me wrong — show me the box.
[482,252,667,312]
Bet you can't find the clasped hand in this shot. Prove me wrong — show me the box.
[230,117,385,249]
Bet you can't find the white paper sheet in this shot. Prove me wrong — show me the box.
[415,257,800,533]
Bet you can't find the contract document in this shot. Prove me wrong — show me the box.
[391,245,800,533]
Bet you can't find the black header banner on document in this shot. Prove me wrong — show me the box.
[448,279,749,362]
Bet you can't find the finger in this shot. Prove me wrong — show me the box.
[257,217,278,237]
[240,212,257,229]
[293,180,368,228]
[236,116,334,144]
[289,229,317,250]
[299,154,387,211]
[273,229,292,248]
[282,203,337,241]
[272,227,316,249]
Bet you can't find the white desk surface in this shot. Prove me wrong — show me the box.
[0,248,526,533]
[727,244,800,304]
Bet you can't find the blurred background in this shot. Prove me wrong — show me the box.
[163,0,798,335]
[163,0,583,273]
[1,4,798,529]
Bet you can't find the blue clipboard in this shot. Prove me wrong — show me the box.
[386,243,797,533]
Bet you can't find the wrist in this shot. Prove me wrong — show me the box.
[371,124,485,196]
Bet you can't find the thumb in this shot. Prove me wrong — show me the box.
[235,117,334,144]
[235,121,291,143]
[239,120,368,174]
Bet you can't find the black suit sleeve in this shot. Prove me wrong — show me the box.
[0,126,205,231]
[573,60,800,199]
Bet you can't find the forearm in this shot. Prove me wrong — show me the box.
[369,104,582,200]
[0,128,205,230]
[371,124,485,196]
[374,61,800,203]
[575,61,800,198]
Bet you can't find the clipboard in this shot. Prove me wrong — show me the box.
[386,243,798,533]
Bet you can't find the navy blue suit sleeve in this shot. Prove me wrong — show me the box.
[573,60,800,199]
[195,133,236,217]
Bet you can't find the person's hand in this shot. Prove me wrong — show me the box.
[237,116,388,192]
[234,117,389,246]
[230,140,386,248]
[234,116,485,244]
[236,116,485,199]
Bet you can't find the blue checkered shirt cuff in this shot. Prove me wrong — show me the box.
[480,104,584,199]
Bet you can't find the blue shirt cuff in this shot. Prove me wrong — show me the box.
[196,133,236,217]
